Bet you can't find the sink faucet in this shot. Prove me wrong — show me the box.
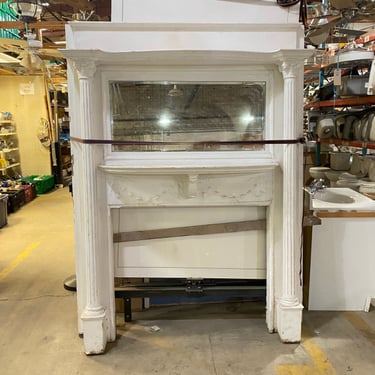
[304,178,327,197]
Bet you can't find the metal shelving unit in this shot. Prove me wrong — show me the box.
[0,120,21,177]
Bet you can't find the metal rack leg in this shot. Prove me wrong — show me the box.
[124,298,132,322]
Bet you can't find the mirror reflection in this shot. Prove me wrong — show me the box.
[110,81,266,152]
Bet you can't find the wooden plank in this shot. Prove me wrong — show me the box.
[0,21,66,30]
[113,219,266,243]
[316,211,375,218]
[0,68,16,75]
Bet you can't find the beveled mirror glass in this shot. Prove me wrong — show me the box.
[110,81,266,152]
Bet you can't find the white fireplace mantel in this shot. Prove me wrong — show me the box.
[99,164,277,207]
[64,17,312,354]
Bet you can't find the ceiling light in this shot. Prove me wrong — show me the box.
[10,0,44,23]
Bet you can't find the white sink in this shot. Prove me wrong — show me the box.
[310,188,375,212]
[314,190,354,204]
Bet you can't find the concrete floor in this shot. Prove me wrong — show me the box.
[1,187,375,374]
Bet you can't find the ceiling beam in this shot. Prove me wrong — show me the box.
[0,21,66,30]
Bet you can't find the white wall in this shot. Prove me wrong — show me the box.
[112,0,300,24]
[0,75,51,176]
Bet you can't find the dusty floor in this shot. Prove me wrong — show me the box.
[0,187,375,374]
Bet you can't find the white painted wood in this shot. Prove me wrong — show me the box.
[276,58,305,342]
[102,167,274,207]
[113,206,266,279]
[65,22,305,53]
[110,0,123,21]
[115,235,266,279]
[310,217,375,311]
[73,62,108,354]
[111,0,300,24]
[64,14,311,353]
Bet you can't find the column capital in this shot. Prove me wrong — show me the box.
[278,60,299,80]
[74,60,97,79]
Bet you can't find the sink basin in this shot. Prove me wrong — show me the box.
[310,187,375,211]
[314,190,354,204]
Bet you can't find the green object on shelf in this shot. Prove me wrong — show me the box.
[21,175,55,195]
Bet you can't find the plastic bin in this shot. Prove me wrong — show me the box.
[21,175,55,194]
[1,189,25,214]
[20,183,37,203]
[0,194,7,228]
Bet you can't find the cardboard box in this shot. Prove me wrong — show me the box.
[115,278,143,313]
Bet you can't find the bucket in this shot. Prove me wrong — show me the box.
[330,152,352,171]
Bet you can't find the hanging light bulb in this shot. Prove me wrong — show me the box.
[168,84,183,97]
[10,0,44,23]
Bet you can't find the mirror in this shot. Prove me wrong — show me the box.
[109,81,266,152]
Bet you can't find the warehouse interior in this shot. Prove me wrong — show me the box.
[1,0,375,374]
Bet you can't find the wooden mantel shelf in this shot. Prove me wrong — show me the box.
[304,96,375,110]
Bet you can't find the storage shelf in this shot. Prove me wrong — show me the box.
[304,96,375,110]
[0,162,20,172]
[0,148,18,153]
[0,119,21,176]
[318,138,375,150]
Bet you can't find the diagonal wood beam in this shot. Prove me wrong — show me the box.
[113,219,266,243]
[0,20,66,30]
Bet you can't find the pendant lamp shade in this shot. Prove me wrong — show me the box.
[10,0,44,23]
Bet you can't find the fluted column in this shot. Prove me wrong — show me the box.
[277,59,304,342]
[74,60,107,354]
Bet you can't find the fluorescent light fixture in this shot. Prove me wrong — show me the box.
[54,40,66,45]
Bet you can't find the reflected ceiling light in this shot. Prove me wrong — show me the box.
[168,84,183,97]
[10,0,44,23]
[241,114,255,124]
[159,116,171,127]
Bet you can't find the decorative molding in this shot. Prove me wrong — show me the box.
[278,61,299,80]
[74,60,97,80]
[63,49,312,68]
[99,164,277,175]
[102,167,274,207]
[278,49,305,322]
[178,174,199,198]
